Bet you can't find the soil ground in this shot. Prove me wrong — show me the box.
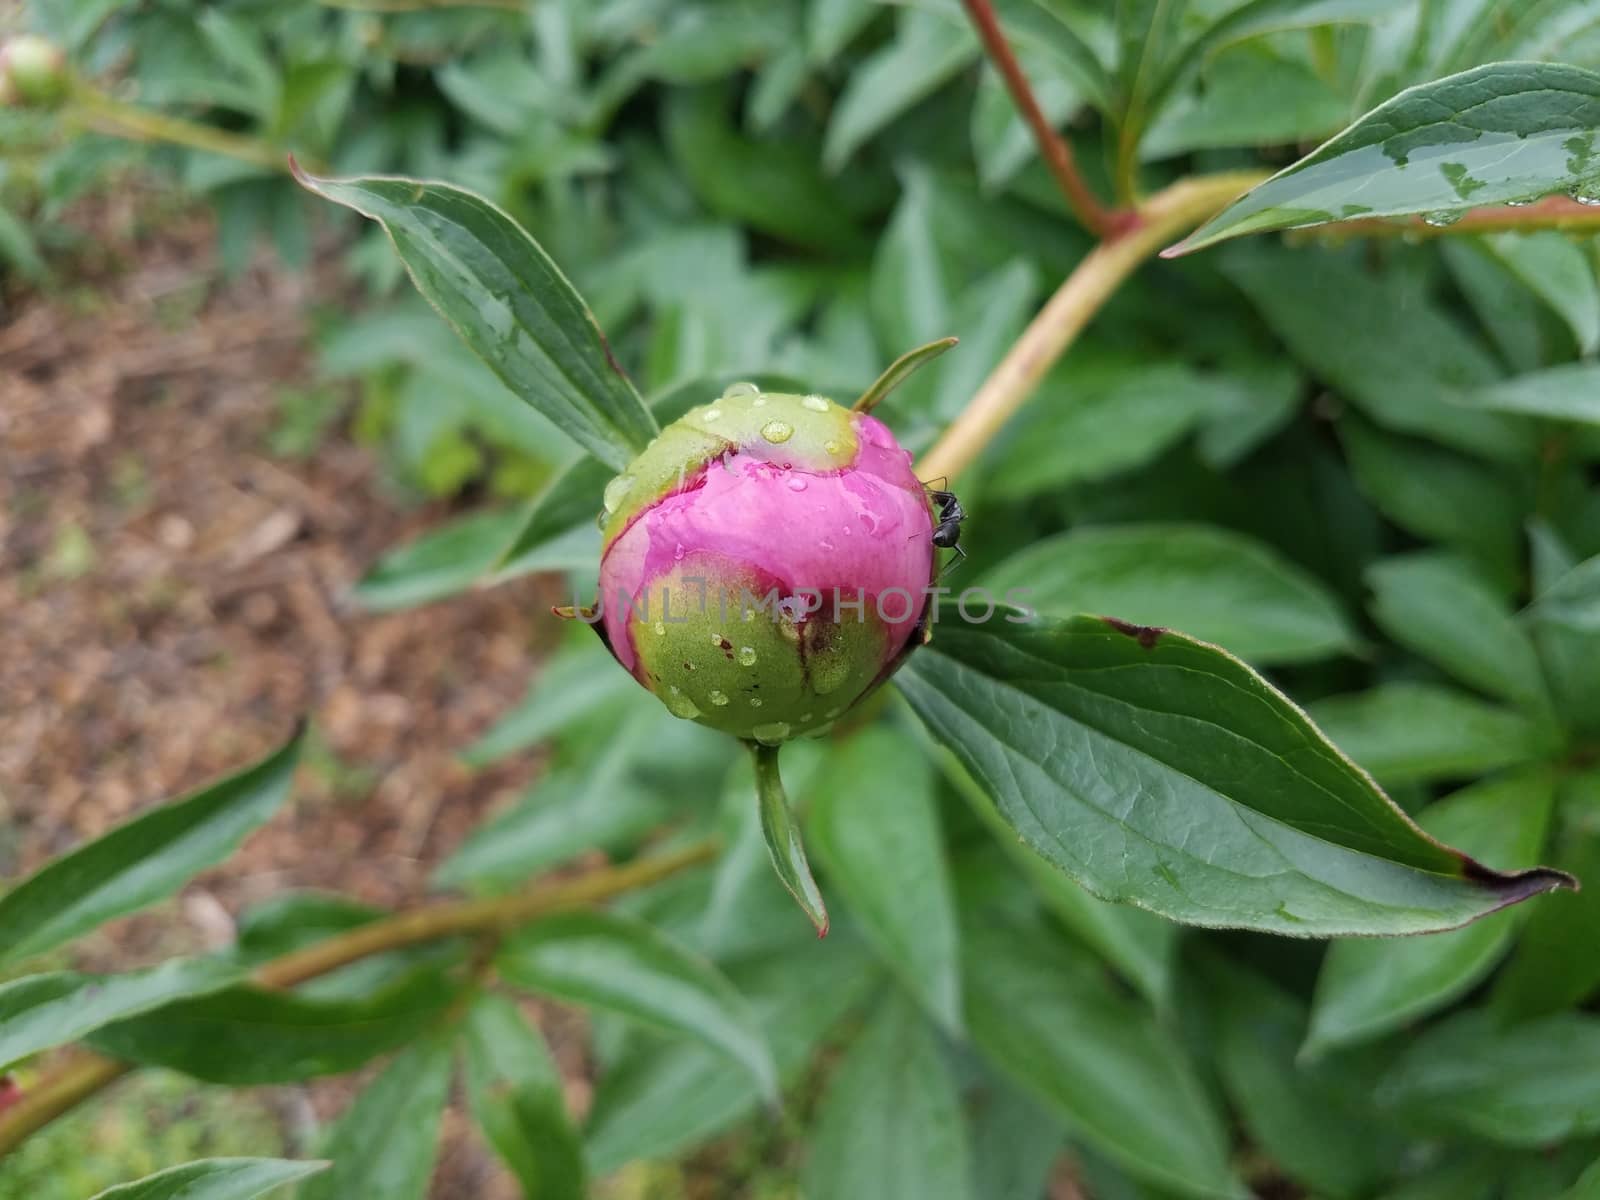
[0,189,568,1198]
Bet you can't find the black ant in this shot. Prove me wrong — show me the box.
[924,481,966,564]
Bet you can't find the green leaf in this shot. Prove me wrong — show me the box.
[852,337,959,414]
[1478,231,1600,357]
[809,0,879,63]
[1381,1009,1600,1146]
[1308,683,1558,787]
[823,10,979,171]
[292,169,657,472]
[433,764,666,894]
[87,969,458,1083]
[986,359,1245,495]
[1339,418,1522,580]
[1468,362,1600,426]
[807,728,962,1032]
[352,507,527,613]
[300,1033,453,1200]
[752,740,830,938]
[897,610,1571,935]
[983,523,1358,666]
[461,993,586,1200]
[497,909,778,1102]
[1174,62,1600,254]
[1149,0,1397,124]
[1532,552,1600,633]
[89,1158,329,1200]
[942,754,1176,1006]
[1305,770,1558,1056]
[1223,248,1531,463]
[0,959,240,1071]
[1205,958,1401,1200]
[460,640,638,767]
[1494,772,1600,1019]
[964,910,1241,1199]
[585,938,881,1170]
[803,993,973,1200]
[664,86,861,251]
[0,730,302,965]
[1366,553,1550,712]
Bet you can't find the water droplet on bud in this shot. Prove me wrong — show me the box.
[823,440,841,456]
[709,689,730,707]
[703,408,723,422]
[654,621,666,636]
[786,475,808,492]
[752,721,791,745]
[722,381,760,398]
[665,686,701,719]
[761,420,794,444]
[801,394,829,412]
[738,646,757,666]
[749,696,763,707]
[602,473,634,514]
[674,543,686,561]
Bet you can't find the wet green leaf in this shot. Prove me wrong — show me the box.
[897,610,1570,935]
[0,730,302,966]
[1176,62,1600,253]
[293,170,657,471]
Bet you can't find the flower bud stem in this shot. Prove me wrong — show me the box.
[750,741,830,938]
[915,169,1269,484]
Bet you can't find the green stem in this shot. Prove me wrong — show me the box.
[749,741,829,937]
[916,169,1269,483]
[0,839,717,1157]
[70,87,313,175]
[958,0,1120,237]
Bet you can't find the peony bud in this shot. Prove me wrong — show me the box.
[0,35,68,108]
[592,384,937,744]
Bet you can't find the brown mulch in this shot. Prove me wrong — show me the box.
[0,192,569,1197]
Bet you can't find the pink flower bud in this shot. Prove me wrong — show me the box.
[594,385,937,743]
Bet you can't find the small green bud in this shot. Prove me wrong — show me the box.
[0,36,69,109]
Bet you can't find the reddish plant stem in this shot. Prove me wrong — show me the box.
[959,0,1120,238]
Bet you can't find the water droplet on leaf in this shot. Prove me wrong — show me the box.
[1422,209,1463,227]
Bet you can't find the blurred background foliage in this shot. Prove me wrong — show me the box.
[5,1,1600,1198]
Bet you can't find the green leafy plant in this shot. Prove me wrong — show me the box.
[7,1,1600,1196]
